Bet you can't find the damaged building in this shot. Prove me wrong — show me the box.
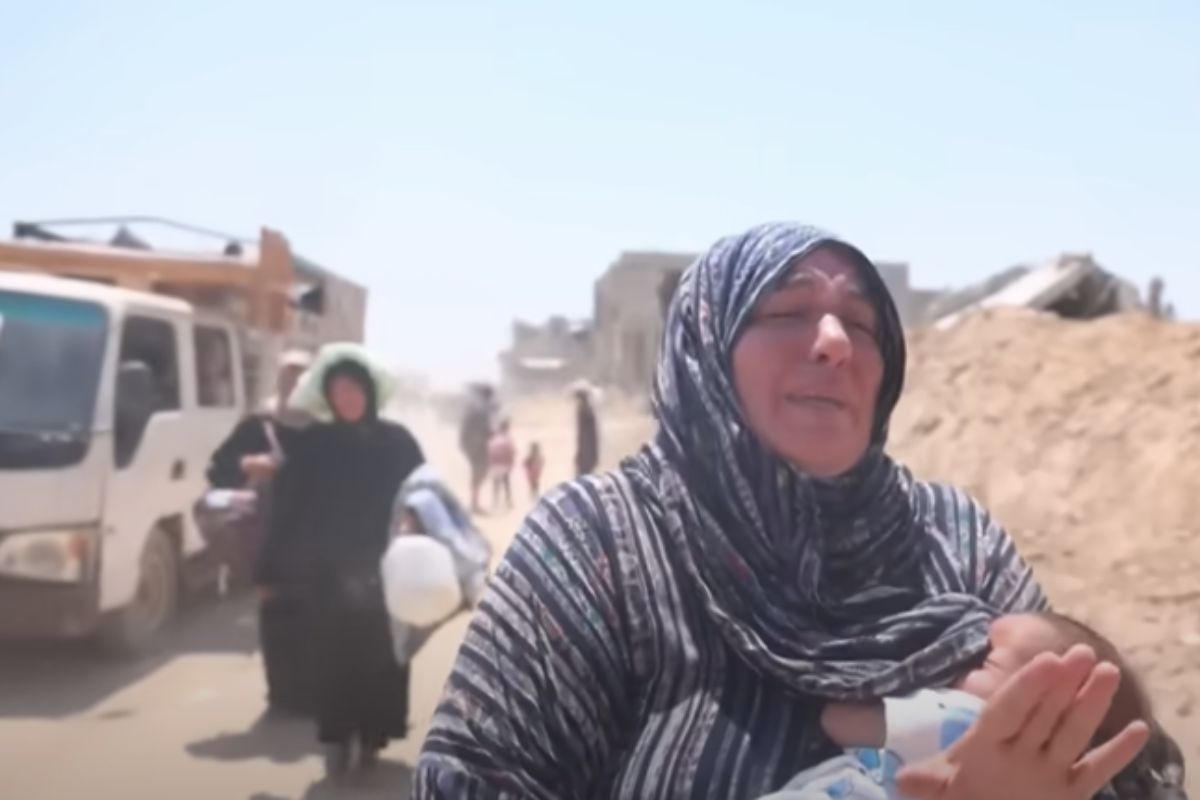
[505,245,1154,401]
[875,261,945,328]
[592,250,695,393]
[587,252,941,395]
[498,315,592,394]
[589,252,942,394]
[928,253,1144,329]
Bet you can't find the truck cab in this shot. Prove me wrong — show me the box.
[0,272,245,650]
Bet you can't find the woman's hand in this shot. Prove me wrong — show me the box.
[896,645,1149,800]
[241,454,278,485]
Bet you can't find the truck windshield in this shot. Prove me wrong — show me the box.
[0,290,107,469]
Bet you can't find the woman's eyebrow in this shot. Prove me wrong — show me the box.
[780,270,869,299]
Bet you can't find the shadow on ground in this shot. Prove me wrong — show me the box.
[187,709,317,765]
[0,594,258,719]
[247,758,414,800]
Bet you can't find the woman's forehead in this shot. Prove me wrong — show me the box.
[780,245,867,290]
[328,370,369,390]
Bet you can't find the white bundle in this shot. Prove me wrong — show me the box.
[381,535,462,627]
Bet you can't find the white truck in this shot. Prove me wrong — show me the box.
[0,224,350,651]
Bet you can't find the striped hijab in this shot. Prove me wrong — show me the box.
[625,222,997,700]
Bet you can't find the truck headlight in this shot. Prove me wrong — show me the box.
[0,528,97,583]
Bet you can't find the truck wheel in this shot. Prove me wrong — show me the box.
[99,528,179,655]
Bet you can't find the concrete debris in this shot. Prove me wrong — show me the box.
[929,254,1143,330]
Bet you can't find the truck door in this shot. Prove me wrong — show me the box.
[99,314,192,613]
[188,322,245,554]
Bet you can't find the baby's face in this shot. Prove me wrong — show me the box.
[955,614,1066,699]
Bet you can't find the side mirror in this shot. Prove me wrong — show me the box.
[114,361,155,467]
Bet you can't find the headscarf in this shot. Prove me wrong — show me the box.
[626,222,996,700]
[287,342,395,423]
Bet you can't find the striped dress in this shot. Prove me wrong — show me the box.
[413,457,1045,799]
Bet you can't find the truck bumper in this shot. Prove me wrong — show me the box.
[0,577,100,638]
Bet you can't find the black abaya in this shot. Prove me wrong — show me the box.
[575,400,599,476]
[258,588,315,714]
[206,414,310,712]
[257,417,423,746]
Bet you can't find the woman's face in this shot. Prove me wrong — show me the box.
[328,374,368,423]
[732,246,884,477]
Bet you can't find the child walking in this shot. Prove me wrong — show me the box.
[487,419,516,512]
[523,442,545,500]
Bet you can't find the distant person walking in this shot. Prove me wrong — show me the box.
[487,419,516,511]
[573,381,599,477]
[523,442,545,500]
[458,384,494,514]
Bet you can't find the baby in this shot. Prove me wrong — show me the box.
[765,612,1185,800]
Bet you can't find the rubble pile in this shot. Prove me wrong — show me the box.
[891,308,1200,776]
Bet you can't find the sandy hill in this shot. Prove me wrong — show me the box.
[891,309,1200,781]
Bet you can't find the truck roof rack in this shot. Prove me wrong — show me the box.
[0,218,299,333]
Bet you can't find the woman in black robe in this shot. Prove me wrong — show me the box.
[205,352,313,715]
[573,383,599,476]
[256,357,424,776]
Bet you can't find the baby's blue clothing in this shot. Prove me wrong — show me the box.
[760,689,982,800]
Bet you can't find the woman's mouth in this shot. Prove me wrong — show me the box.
[784,393,849,410]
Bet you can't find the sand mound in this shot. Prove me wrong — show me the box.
[891,308,1200,774]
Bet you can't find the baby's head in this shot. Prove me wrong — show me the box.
[957,611,1185,798]
[956,612,1148,735]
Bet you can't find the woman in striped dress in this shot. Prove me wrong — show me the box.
[415,223,1151,799]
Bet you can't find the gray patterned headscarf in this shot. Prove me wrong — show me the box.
[626,221,996,700]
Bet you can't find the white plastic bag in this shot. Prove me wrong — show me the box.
[381,535,462,627]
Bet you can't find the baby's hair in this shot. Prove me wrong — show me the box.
[1038,611,1150,743]
[1037,611,1186,799]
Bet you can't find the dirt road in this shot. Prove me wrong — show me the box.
[0,396,649,800]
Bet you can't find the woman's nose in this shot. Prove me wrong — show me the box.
[811,314,852,365]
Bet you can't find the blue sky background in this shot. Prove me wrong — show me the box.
[2,1,1197,384]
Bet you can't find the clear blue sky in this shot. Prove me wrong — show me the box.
[3,1,1197,385]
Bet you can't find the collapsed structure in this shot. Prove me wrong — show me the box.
[924,253,1145,328]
